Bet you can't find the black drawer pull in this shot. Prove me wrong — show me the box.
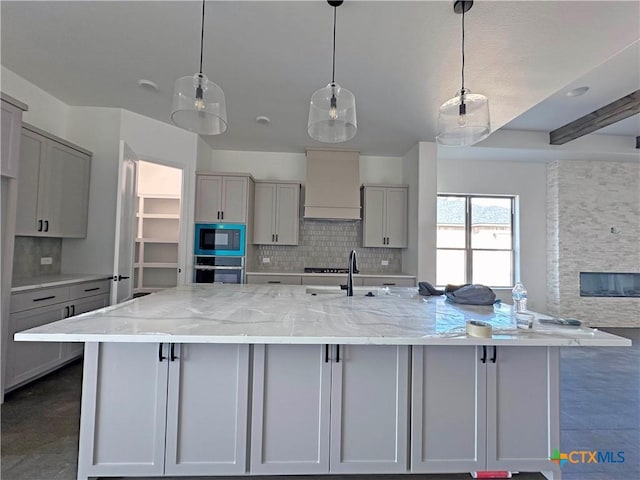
[64,306,70,317]
[170,343,178,361]
[480,346,487,364]
[383,283,396,286]
[44,220,49,232]
[71,304,75,316]
[33,295,55,302]
[84,287,100,292]
[159,343,166,362]
[267,281,281,284]
[491,346,497,364]
[325,344,329,363]
[336,345,340,363]
[38,219,43,232]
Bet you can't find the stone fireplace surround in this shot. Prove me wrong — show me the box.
[547,160,640,327]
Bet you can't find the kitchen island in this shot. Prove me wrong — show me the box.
[15,284,631,480]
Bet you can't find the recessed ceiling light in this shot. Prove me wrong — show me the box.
[256,115,271,125]
[138,79,159,91]
[566,86,589,97]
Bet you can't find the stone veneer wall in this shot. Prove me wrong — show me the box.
[547,160,640,327]
[12,236,62,280]
[252,220,402,274]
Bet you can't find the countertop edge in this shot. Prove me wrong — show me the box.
[11,274,113,293]
[246,272,416,278]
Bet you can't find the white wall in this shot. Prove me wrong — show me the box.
[201,149,403,184]
[1,67,69,138]
[401,144,419,277]
[418,143,438,284]
[437,157,548,311]
[62,107,122,274]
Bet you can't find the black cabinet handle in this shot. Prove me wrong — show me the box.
[170,343,178,361]
[217,211,220,220]
[275,234,278,242]
[491,346,497,364]
[325,344,329,363]
[118,275,130,281]
[38,219,43,232]
[272,234,275,242]
[71,304,75,316]
[336,345,340,363]
[481,346,487,364]
[33,295,55,302]
[159,344,166,362]
[267,281,281,284]
[383,283,396,286]
[64,306,70,317]
[44,220,49,232]
[84,287,100,292]
[221,211,224,220]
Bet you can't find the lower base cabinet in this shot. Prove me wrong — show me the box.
[411,345,560,477]
[250,344,409,475]
[6,280,110,391]
[77,343,249,480]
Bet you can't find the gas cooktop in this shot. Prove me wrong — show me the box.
[304,267,349,274]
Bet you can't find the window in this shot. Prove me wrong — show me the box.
[436,195,515,287]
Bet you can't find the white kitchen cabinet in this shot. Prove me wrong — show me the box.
[253,182,300,245]
[6,279,110,390]
[195,174,252,224]
[411,346,559,476]
[15,124,91,237]
[362,185,408,248]
[1,95,27,178]
[251,344,409,475]
[78,342,250,479]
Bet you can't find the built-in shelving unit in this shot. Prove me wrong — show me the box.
[133,161,183,294]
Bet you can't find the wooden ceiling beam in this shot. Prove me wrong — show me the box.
[549,89,640,145]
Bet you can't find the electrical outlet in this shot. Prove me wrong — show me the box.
[40,257,53,265]
[262,257,271,263]
[381,260,389,266]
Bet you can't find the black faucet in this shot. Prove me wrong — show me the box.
[347,249,359,296]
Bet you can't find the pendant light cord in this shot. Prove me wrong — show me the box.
[461,5,465,92]
[199,0,206,74]
[331,5,337,84]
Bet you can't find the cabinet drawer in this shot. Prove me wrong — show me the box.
[10,286,70,313]
[302,275,362,287]
[69,279,111,300]
[361,277,416,287]
[247,275,302,285]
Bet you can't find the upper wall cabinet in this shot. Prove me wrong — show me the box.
[253,182,300,245]
[1,94,28,178]
[16,124,92,238]
[195,174,253,224]
[361,185,408,248]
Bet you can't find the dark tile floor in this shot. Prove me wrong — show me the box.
[1,329,638,480]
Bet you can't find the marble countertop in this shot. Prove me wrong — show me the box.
[246,272,416,278]
[12,274,113,293]
[14,284,631,347]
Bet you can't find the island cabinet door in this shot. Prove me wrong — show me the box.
[411,346,487,473]
[77,342,169,479]
[329,344,410,474]
[164,344,250,475]
[250,344,332,474]
[485,346,560,475]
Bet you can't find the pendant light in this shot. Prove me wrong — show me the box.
[308,0,357,143]
[436,0,490,147]
[171,0,227,135]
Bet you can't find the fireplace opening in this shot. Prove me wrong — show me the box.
[580,272,640,298]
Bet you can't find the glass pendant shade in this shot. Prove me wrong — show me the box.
[436,89,490,146]
[171,73,228,135]
[308,82,357,143]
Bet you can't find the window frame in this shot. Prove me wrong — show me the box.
[437,194,515,288]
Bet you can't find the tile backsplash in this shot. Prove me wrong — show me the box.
[12,236,62,280]
[252,220,402,273]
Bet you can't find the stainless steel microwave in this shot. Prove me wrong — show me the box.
[194,223,246,256]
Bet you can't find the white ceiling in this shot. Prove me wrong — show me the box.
[1,1,639,157]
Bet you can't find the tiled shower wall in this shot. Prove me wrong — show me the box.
[547,160,640,327]
[251,220,402,273]
[12,236,62,280]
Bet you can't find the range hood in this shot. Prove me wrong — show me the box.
[304,149,360,220]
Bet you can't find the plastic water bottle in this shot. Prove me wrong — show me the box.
[512,282,528,312]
